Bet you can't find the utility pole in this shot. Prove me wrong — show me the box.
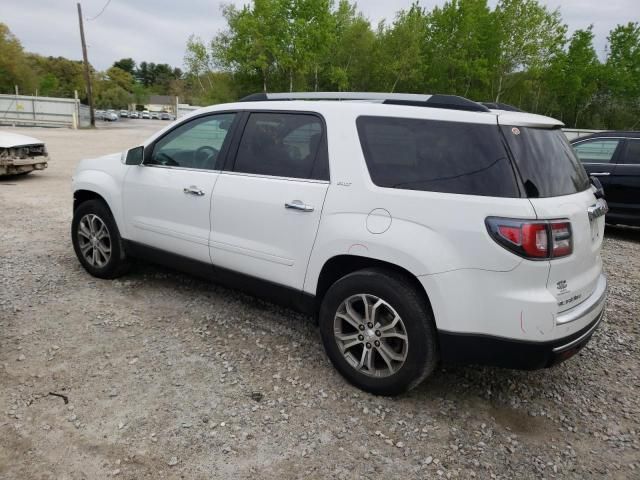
[77,2,95,127]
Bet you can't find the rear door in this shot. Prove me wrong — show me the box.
[502,126,605,315]
[611,138,640,224]
[210,111,330,289]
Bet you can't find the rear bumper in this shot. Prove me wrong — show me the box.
[438,277,607,370]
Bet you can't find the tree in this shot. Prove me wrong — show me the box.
[422,0,493,98]
[0,23,36,94]
[604,22,640,128]
[490,0,566,102]
[547,27,600,127]
[324,1,375,91]
[113,58,136,75]
[26,54,85,98]
[377,3,427,93]
[106,66,134,92]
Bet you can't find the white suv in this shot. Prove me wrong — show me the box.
[71,92,608,395]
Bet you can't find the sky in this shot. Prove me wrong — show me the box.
[3,0,637,71]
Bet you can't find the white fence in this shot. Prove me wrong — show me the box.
[0,94,90,128]
[177,103,202,118]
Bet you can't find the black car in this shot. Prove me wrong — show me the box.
[571,132,640,226]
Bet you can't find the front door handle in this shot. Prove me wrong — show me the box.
[285,200,314,212]
[590,172,610,176]
[183,186,205,196]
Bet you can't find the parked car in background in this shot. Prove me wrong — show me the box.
[71,92,607,396]
[160,112,171,120]
[0,131,49,176]
[571,131,640,226]
[150,112,160,120]
[119,110,129,118]
[141,111,150,119]
[129,111,139,119]
[95,110,105,120]
[103,111,118,122]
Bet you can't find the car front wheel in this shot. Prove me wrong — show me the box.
[319,268,438,396]
[71,199,130,279]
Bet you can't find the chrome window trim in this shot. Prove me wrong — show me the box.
[140,164,221,174]
[217,169,330,184]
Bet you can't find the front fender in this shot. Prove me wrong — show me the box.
[72,169,126,237]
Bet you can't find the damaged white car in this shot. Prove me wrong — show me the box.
[0,131,49,176]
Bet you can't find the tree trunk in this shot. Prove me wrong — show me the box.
[263,68,267,93]
[495,73,504,103]
[196,73,205,93]
[391,72,401,93]
[314,65,318,92]
[289,69,293,93]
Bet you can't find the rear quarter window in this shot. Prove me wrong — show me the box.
[356,116,519,197]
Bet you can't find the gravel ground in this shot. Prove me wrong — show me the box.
[1,122,639,479]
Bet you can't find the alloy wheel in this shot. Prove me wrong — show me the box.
[333,294,409,377]
[77,214,111,268]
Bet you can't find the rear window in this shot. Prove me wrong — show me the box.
[502,127,590,198]
[356,116,519,197]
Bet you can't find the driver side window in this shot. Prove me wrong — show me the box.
[148,113,236,170]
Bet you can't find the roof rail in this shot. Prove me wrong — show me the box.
[480,102,523,112]
[239,92,490,113]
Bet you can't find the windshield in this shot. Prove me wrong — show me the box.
[501,126,590,198]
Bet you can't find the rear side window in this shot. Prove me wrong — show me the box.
[573,138,621,164]
[233,113,328,180]
[503,127,590,198]
[622,139,640,164]
[356,116,519,197]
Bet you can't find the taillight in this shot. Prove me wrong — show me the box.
[550,222,572,257]
[486,217,572,260]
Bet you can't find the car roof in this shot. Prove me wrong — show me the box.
[570,131,640,142]
[189,100,563,128]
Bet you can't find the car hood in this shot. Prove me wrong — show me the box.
[75,152,123,173]
[0,131,45,148]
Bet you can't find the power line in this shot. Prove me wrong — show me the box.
[86,0,111,21]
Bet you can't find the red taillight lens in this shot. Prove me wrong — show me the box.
[497,225,521,245]
[486,218,572,260]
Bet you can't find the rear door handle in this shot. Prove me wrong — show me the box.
[285,200,314,212]
[183,186,205,196]
[590,172,610,176]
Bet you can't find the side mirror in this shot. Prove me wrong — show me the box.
[590,175,605,199]
[125,146,144,166]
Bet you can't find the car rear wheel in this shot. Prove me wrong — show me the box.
[71,199,130,279]
[319,268,438,396]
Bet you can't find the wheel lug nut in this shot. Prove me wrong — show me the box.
[367,322,373,328]
[358,325,365,331]
[374,340,380,347]
[358,334,364,341]
[375,330,381,337]
[366,342,372,349]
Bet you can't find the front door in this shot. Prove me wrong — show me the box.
[572,137,625,214]
[122,112,237,263]
[210,111,330,289]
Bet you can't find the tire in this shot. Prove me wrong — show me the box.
[71,199,130,279]
[319,268,438,396]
